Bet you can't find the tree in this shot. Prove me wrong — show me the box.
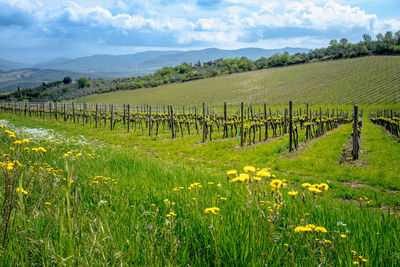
[362,34,372,43]
[329,39,338,46]
[176,63,191,74]
[77,77,90,88]
[63,76,72,84]
[395,31,400,45]
[339,38,348,45]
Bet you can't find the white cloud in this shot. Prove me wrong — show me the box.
[374,19,400,34]
[196,18,229,31]
[1,0,400,61]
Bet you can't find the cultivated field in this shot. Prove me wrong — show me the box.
[1,56,400,265]
[77,56,400,107]
[0,101,399,265]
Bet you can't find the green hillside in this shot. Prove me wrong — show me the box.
[76,56,400,106]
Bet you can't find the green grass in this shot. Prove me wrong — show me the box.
[1,109,400,265]
[76,56,400,107]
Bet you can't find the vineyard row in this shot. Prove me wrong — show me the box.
[0,101,353,151]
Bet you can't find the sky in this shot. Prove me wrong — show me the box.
[0,0,399,64]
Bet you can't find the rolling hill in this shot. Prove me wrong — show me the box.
[0,58,31,71]
[75,56,400,106]
[30,47,308,77]
[0,68,100,93]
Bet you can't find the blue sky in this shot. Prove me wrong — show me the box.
[0,0,399,63]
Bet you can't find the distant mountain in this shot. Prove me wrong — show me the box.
[32,47,309,76]
[36,51,180,74]
[0,68,100,93]
[34,57,71,68]
[0,58,31,71]
[0,47,310,92]
[140,47,310,68]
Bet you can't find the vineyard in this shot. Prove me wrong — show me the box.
[0,101,353,149]
[76,56,400,107]
[1,97,400,265]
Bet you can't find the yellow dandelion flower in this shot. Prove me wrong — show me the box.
[270,179,283,189]
[340,234,347,238]
[308,187,322,194]
[288,191,298,196]
[16,187,28,195]
[257,168,272,177]
[44,202,51,205]
[205,207,220,215]
[243,165,256,172]
[301,183,311,188]
[314,226,328,233]
[318,183,329,191]
[231,173,250,183]
[38,147,47,153]
[305,224,316,230]
[226,169,237,176]
[294,226,313,233]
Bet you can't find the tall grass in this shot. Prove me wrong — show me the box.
[0,118,399,265]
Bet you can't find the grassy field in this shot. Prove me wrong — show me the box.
[1,107,399,265]
[76,56,400,107]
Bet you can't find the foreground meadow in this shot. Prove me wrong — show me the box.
[0,112,399,266]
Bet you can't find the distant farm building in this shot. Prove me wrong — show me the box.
[203,58,223,67]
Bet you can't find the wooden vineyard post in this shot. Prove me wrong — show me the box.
[24,102,27,117]
[223,102,227,138]
[289,101,293,152]
[123,104,126,129]
[170,105,175,139]
[42,102,45,119]
[319,107,322,133]
[63,103,66,122]
[148,105,152,136]
[82,104,85,126]
[264,103,268,140]
[352,106,359,160]
[306,103,309,121]
[101,105,105,127]
[95,104,98,128]
[72,102,75,123]
[110,104,114,131]
[202,103,206,143]
[49,102,52,119]
[240,102,244,147]
[127,104,130,133]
